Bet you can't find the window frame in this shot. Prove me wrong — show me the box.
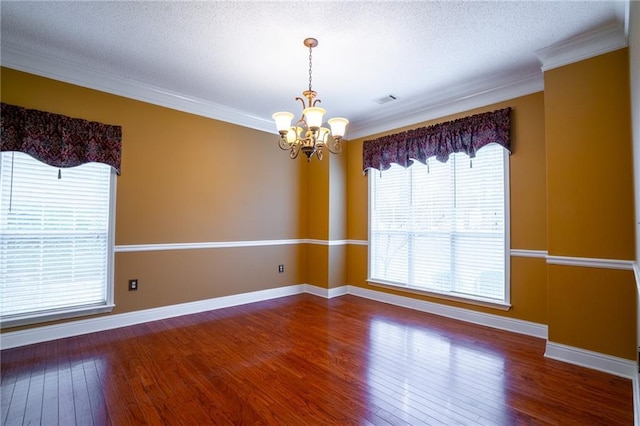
[367,147,511,310]
[0,155,117,328]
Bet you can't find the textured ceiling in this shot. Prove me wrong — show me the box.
[0,1,628,138]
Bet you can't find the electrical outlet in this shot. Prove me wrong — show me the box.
[278,265,284,273]
[128,279,138,291]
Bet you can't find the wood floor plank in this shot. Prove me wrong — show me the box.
[0,346,23,424]
[41,341,60,426]
[0,294,633,425]
[56,336,76,425]
[22,345,46,425]
[2,345,35,426]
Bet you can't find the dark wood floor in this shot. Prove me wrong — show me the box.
[1,294,633,425]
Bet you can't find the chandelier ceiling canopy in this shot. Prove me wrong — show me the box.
[272,38,349,161]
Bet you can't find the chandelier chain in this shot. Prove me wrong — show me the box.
[308,45,313,92]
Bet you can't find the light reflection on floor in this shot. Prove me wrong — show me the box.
[2,353,109,425]
[367,317,507,424]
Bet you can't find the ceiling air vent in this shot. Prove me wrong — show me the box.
[374,94,398,105]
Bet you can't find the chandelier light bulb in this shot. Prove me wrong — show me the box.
[272,112,294,133]
[328,117,349,138]
[318,127,330,144]
[303,107,326,130]
[286,126,302,143]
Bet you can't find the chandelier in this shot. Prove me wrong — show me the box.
[272,38,349,161]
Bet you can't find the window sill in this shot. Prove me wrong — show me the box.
[367,280,512,311]
[1,304,115,329]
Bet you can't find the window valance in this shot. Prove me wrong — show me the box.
[363,107,511,174]
[0,103,122,174]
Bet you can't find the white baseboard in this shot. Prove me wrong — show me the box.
[346,285,548,339]
[545,341,637,379]
[0,284,306,350]
[328,286,349,298]
[0,283,547,349]
[3,283,636,390]
[634,374,639,426]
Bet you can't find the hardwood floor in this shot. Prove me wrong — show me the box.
[1,294,633,425]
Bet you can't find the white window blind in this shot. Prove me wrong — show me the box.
[0,152,115,326]
[369,143,509,304]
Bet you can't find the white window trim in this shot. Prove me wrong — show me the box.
[0,167,117,328]
[503,148,511,307]
[367,148,511,309]
[366,279,512,311]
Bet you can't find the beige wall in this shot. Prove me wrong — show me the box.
[1,67,308,330]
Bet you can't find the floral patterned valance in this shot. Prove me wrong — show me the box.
[0,103,122,174]
[363,107,511,173]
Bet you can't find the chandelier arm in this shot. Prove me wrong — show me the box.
[295,116,307,130]
[324,137,343,154]
[295,96,308,111]
[277,136,291,151]
[290,143,301,159]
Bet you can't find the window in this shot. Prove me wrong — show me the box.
[0,152,116,327]
[369,143,509,307]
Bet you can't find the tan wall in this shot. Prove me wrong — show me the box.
[1,67,308,331]
[329,148,348,241]
[306,244,328,288]
[548,265,635,358]
[346,93,549,324]
[630,0,640,353]
[304,135,349,289]
[114,245,306,314]
[328,245,347,289]
[306,158,329,240]
[544,49,636,359]
[545,49,634,260]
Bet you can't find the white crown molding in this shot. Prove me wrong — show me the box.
[347,70,543,140]
[0,43,276,135]
[2,23,628,145]
[1,41,541,142]
[535,23,628,72]
[545,341,637,379]
[546,255,635,271]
